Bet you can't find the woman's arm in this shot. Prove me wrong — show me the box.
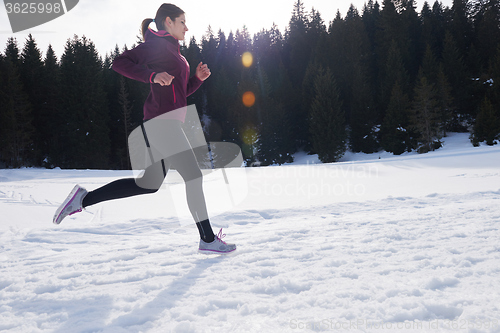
[112,40,166,84]
[187,62,210,96]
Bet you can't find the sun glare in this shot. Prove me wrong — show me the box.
[242,91,256,107]
[242,52,253,68]
[242,127,258,145]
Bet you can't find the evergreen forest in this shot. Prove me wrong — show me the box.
[1,0,500,169]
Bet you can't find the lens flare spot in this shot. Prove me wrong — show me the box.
[242,52,253,67]
[242,91,255,107]
[242,127,258,146]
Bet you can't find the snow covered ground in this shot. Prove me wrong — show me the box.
[1,133,500,333]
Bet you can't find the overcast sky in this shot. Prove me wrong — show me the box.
[1,0,453,59]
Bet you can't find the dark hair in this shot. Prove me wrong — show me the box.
[141,3,185,40]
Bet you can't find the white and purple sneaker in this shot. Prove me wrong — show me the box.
[53,185,88,224]
[199,228,236,254]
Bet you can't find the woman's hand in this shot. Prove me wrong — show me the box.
[196,62,211,81]
[154,72,175,86]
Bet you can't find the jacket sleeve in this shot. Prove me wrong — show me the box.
[112,40,165,84]
[187,75,203,97]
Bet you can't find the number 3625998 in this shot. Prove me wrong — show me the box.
[5,2,62,14]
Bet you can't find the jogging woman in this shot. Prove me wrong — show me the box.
[53,3,236,254]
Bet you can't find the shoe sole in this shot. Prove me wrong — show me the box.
[198,248,237,255]
[53,185,82,225]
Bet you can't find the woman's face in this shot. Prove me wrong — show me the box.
[165,14,188,40]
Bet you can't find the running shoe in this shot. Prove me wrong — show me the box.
[199,228,236,254]
[53,185,88,224]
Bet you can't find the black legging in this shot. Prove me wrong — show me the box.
[82,120,211,227]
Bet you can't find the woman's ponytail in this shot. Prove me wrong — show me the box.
[141,18,154,41]
[141,4,184,41]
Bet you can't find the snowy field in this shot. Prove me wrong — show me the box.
[1,133,500,333]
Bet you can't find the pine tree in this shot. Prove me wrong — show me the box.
[102,45,146,170]
[286,0,312,147]
[271,61,295,158]
[431,0,447,57]
[117,76,134,169]
[376,0,403,84]
[421,44,439,85]
[200,27,219,116]
[421,2,435,55]
[362,0,381,111]
[20,34,45,165]
[380,83,414,154]
[442,31,470,128]
[420,45,454,136]
[102,52,121,169]
[207,66,236,142]
[450,0,473,56]
[410,70,441,153]
[254,24,284,93]
[472,97,500,145]
[201,30,230,137]
[259,64,293,166]
[491,45,500,108]
[435,64,454,136]
[259,101,293,165]
[381,40,410,117]
[287,0,309,83]
[0,55,34,167]
[327,11,348,110]
[399,0,422,80]
[309,67,347,162]
[349,60,378,153]
[302,61,322,122]
[184,36,203,108]
[472,0,500,70]
[41,45,61,167]
[344,5,378,153]
[58,36,110,169]
[236,67,260,162]
[4,37,20,67]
